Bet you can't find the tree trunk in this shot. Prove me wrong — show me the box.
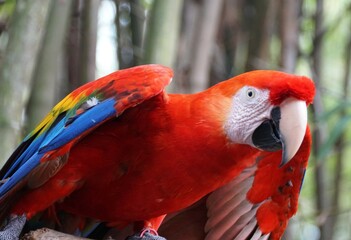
[80,0,100,83]
[0,0,51,165]
[67,0,83,91]
[310,0,332,239]
[143,0,183,68]
[130,0,146,65]
[26,0,73,131]
[279,0,301,73]
[244,0,276,71]
[67,0,99,91]
[115,0,136,69]
[219,0,241,78]
[187,0,223,93]
[173,0,201,93]
[329,14,351,240]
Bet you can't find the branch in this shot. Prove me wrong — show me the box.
[22,228,90,240]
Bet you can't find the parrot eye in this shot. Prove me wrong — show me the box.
[246,88,256,99]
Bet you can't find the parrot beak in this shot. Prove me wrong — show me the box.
[252,98,307,166]
[279,98,307,165]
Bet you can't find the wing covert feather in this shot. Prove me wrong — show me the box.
[0,65,172,200]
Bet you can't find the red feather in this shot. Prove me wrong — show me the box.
[0,65,315,240]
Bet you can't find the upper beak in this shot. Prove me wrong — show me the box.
[279,98,307,165]
[252,97,307,166]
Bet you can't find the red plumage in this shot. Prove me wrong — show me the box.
[0,65,315,240]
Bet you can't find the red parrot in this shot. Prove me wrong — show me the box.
[0,64,315,240]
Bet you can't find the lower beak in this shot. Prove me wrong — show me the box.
[252,98,307,166]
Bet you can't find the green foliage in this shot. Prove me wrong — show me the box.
[0,0,15,22]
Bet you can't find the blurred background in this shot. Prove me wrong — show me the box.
[0,0,350,239]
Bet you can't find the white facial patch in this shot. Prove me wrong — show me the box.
[224,86,273,146]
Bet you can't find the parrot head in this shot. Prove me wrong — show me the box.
[217,70,315,165]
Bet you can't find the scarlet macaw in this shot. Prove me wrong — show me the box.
[0,65,314,240]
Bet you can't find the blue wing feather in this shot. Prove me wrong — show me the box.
[0,98,117,197]
[3,135,45,179]
[0,152,44,196]
[40,98,116,153]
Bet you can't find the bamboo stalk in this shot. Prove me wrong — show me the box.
[329,11,351,239]
[310,0,333,239]
[0,0,51,165]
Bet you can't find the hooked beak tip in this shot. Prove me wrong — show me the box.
[280,138,288,167]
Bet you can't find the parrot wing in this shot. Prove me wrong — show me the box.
[204,127,311,240]
[0,65,173,207]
